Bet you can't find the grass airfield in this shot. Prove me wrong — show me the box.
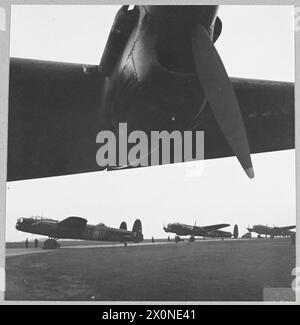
[5,238,295,301]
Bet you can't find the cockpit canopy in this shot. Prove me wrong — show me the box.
[17,216,58,224]
[18,216,42,222]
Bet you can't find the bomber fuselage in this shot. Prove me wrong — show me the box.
[16,217,143,243]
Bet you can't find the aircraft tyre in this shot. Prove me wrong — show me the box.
[189,236,195,242]
[175,236,181,243]
[43,238,59,250]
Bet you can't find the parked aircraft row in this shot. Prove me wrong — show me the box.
[15,216,295,249]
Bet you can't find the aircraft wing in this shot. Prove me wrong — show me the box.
[58,216,88,236]
[7,58,106,181]
[201,78,294,160]
[278,225,296,231]
[200,223,230,232]
[7,58,294,181]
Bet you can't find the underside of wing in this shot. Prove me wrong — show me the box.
[201,223,230,232]
[7,58,294,181]
[109,78,294,174]
[201,78,294,160]
[7,58,106,181]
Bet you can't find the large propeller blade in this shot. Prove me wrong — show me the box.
[191,24,254,178]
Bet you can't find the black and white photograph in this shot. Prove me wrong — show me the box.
[2,3,297,303]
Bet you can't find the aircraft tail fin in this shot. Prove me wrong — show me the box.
[233,224,239,239]
[120,221,127,230]
[132,219,143,242]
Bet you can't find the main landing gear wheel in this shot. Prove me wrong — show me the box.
[124,242,128,247]
[189,236,195,242]
[43,238,59,250]
[175,236,181,243]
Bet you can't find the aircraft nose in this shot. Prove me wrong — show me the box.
[16,217,23,229]
[163,224,170,232]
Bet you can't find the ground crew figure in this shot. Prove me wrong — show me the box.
[34,238,38,248]
[168,236,170,242]
[151,236,155,243]
[25,238,28,248]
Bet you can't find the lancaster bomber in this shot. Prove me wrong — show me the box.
[16,217,143,249]
[163,222,236,241]
[247,224,296,238]
[8,5,294,181]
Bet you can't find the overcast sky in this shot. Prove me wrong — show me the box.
[6,5,295,241]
